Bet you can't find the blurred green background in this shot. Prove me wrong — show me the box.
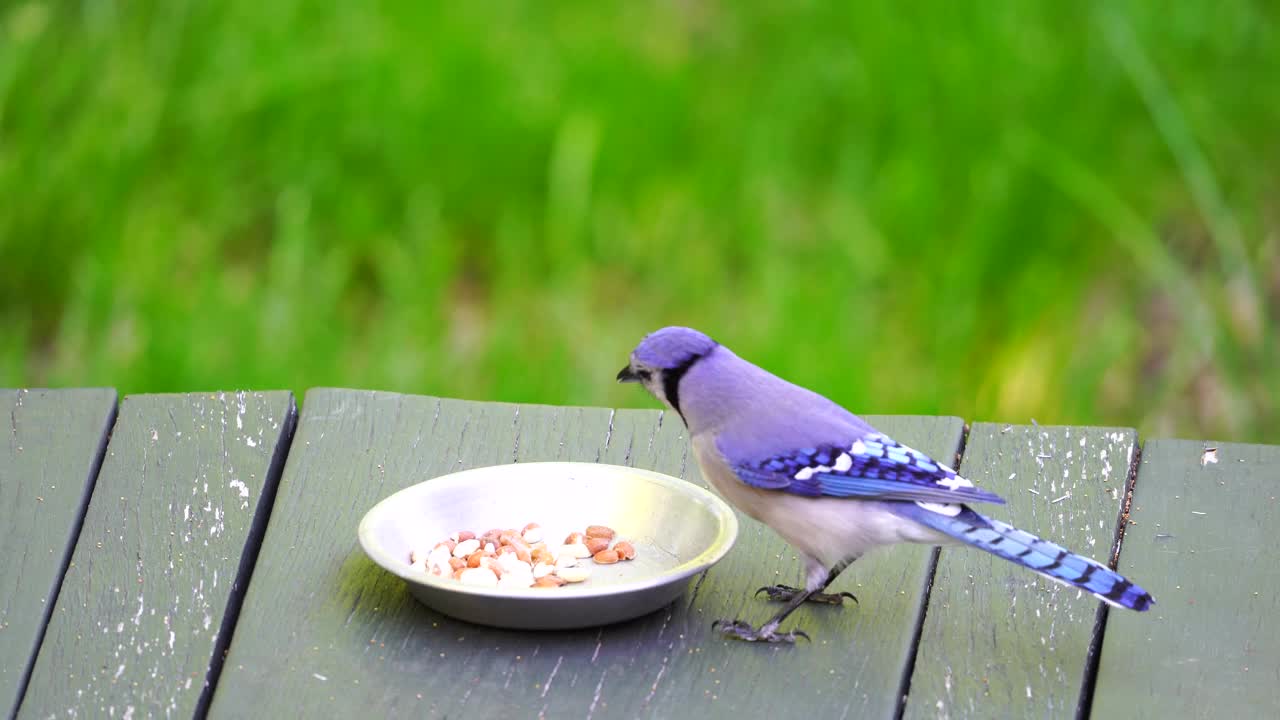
[1,1,1276,442]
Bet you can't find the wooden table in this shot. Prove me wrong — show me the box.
[2,388,1276,719]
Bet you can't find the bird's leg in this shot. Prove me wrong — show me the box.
[754,586,857,605]
[755,555,860,606]
[714,591,812,644]
[715,555,859,643]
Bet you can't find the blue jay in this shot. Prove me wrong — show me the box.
[618,326,1153,643]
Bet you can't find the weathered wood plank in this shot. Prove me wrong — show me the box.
[17,392,297,720]
[1,389,117,719]
[1091,439,1280,718]
[905,424,1138,719]
[210,389,964,720]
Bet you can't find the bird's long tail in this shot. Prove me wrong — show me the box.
[892,502,1153,611]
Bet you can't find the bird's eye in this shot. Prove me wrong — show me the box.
[638,369,652,380]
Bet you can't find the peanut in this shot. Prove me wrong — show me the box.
[412,522,637,589]
[479,556,503,578]
[563,542,593,559]
[458,567,498,586]
[508,538,532,564]
[497,553,531,576]
[428,547,453,576]
[613,541,636,560]
[452,538,480,558]
[521,523,545,544]
[585,525,615,541]
[498,567,533,588]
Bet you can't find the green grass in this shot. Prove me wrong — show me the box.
[1,0,1277,442]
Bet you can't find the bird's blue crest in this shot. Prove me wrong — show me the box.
[632,326,719,369]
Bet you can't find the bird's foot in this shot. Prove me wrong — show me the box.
[711,619,810,644]
[754,584,858,606]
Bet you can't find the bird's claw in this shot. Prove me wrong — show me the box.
[754,584,801,601]
[819,591,859,606]
[753,584,858,606]
[711,619,810,644]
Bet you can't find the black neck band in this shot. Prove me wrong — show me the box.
[663,348,712,425]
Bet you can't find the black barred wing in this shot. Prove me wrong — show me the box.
[730,433,1005,505]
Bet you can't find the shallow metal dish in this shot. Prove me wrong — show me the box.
[358,462,739,630]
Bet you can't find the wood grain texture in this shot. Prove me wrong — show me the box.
[1090,439,1280,718]
[17,392,297,720]
[904,423,1138,720]
[1,389,117,719]
[210,388,964,720]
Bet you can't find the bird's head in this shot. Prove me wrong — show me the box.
[617,326,719,420]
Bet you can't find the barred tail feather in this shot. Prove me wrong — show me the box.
[894,502,1154,611]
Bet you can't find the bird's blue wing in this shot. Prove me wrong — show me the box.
[727,432,1006,505]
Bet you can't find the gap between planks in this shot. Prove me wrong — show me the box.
[9,396,118,720]
[1074,439,1146,720]
[193,401,300,720]
[894,420,971,720]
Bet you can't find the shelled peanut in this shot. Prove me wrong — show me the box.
[408,523,635,588]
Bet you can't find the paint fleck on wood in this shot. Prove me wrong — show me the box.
[1091,439,1280,718]
[17,392,295,720]
[1,389,117,718]
[904,424,1139,719]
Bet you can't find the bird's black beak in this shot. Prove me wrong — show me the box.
[617,365,640,383]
